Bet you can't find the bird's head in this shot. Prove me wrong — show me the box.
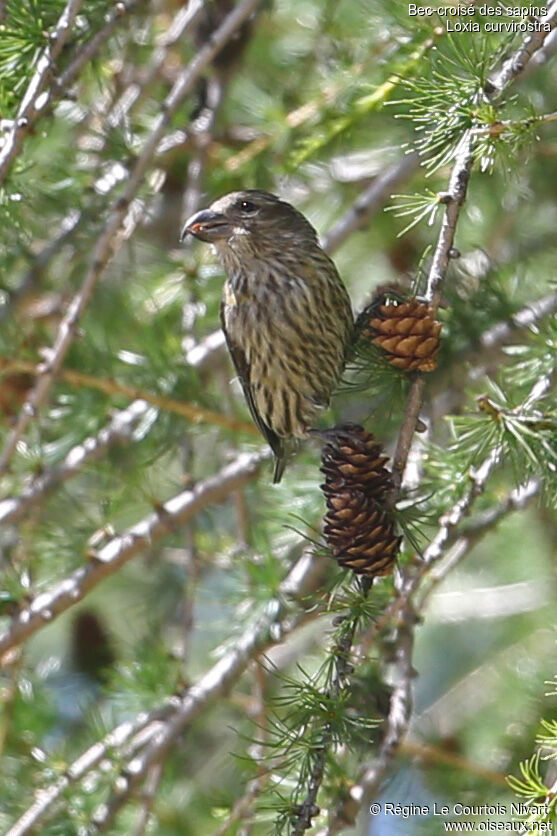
[180,190,319,258]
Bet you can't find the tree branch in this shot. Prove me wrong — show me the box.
[90,552,324,832]
[1,0,207,324]
[0,0,262,477]
[0,400,150,527]
[479,291,557,351]
[0,450,266,661]
[486,1,557,96]
[0,356,258,438]
[53,0,136,95]
[0,0,85,184]
[390,6,557,491]
[399,738,508,788]
[325,382,550,833]
[321,152,420,254]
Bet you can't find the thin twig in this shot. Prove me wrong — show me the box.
[4,710,163,836]
[321,152,420,254]
[212,665,269,836]
[182,75,225,221]
[90,552,323,831]
[54,0,136,93]
[390,3,557,492]
[391,132,474,493]
[1,0,206,322]
[358,606,415,793]
[291,614,360,835]
[131,763,164,836]
[0,450,266,661]
[107,0,206,128]
[0,212,81,325]
[486,1,557,96]
[325,383,551,833]
[0,400,150,527]
[430,292,557,423]
[0,0,262,477]
[399,738,508,788]
[479,292,557,351]
[0,0,85,184]
[417,478,541,611]
[0,356,258,437]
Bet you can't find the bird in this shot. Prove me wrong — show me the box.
[181,190,353,483]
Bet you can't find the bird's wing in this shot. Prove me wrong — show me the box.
[219,302,285,469]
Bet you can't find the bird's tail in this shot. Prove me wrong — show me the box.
[272,450,286,484]
[265,430,286,483]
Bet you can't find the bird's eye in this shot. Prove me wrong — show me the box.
[236,199,257,214]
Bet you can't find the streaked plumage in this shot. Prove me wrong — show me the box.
[182,190,353,482]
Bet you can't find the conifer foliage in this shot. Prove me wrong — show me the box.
[1,2,557,835]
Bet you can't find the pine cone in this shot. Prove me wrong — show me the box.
[320,424,392,502]
[360,290,441,372]
[0,372,34,419]
[319,424,400,579]
[324,488,400,578]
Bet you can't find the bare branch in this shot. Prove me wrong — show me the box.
[182,75,225,221]
[4,711,161,836]
[398,738,508,788]
[479,292,557,351]
[54,0,136,94]
[486,1,557,96]
[0,400,150,527]
[391,374,427,492]
[390,8,557,492]
[211,665,269,836]
[0,212,81,326]
[185,330,227,372]
[0,0,85,184]
[322,152,420,254]
[325,383,551,833]
[130,763,163,836]
[0,0,263,476]
[0,450,266,661]
[107,0,206,128]
[0,356,259,436]
[416,479,541,612]
[356,606,415,797]
[90,552,323,832]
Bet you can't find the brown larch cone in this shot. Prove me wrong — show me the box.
[0,372,34,419]
[323,488,400,578]
[71,610,115,684]
[361,288,441,372]
[319,424,401,579]
[320,423,393,502]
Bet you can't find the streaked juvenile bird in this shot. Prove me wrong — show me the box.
[181,190,353,482]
